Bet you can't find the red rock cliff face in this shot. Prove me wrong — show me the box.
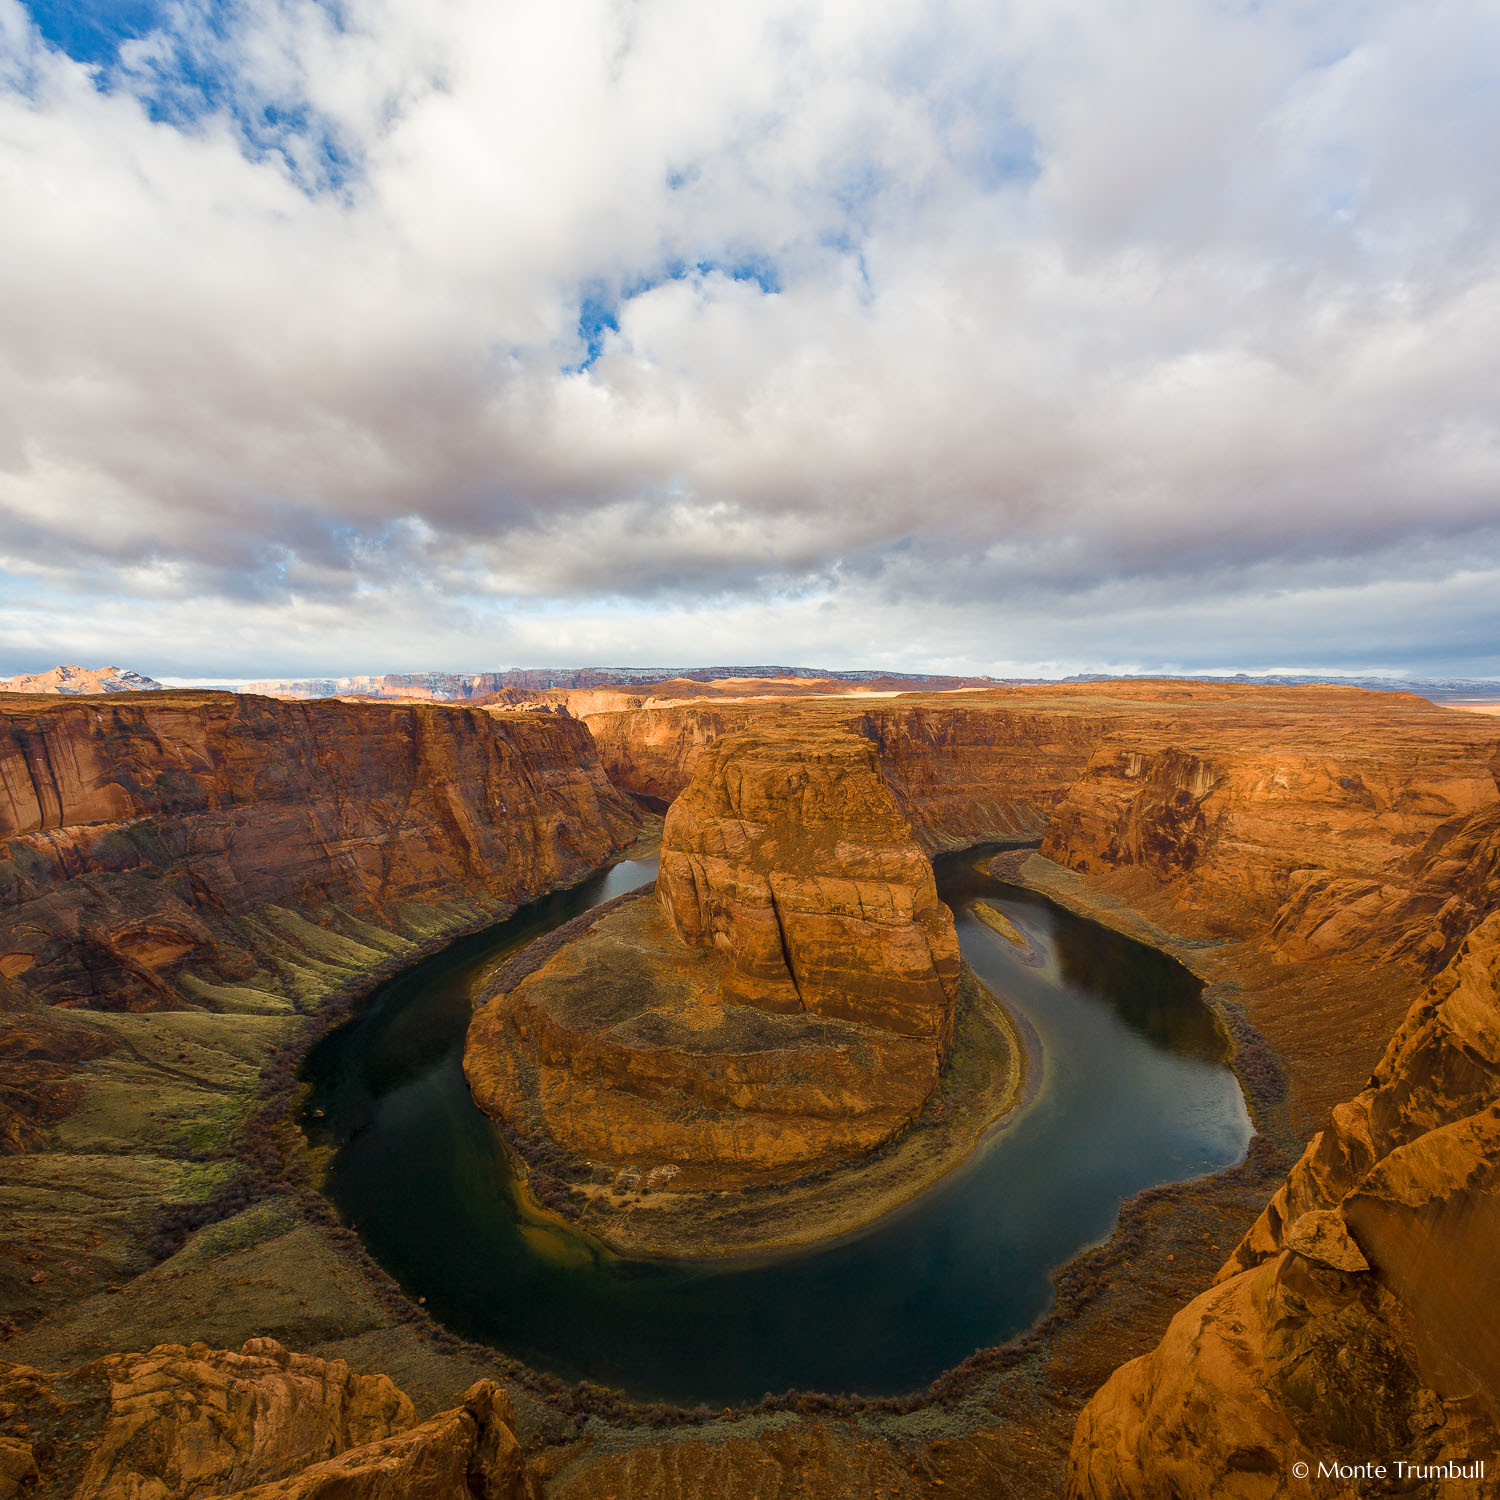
[853,703,1100,850]
[586,698,1102,848]
[0,692,640,1018]
[0,1339,524,1500]
[465,726,967,1196]
[656,728,959,1043]
[590,683,1499,1139]
[585,703,767,804]
[0,690,639,1319]
[1043,722,1500,969]
[1067,905,1500,1499]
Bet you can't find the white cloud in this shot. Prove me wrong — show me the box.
[0,0,1497,676]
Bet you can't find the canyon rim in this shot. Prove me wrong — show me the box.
[0,672,1496,1497]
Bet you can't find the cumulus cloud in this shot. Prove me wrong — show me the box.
[0,0,1497,676]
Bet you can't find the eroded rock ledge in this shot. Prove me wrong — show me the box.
[464,729,1021,1255]
[0,1337,523,1499]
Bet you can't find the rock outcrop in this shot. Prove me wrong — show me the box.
[590,685,1497,959]
[0,692,639,1015]
[656,729,959,1040]
[589,683,1499,1121]
[1067,912,1500,1498]
[0,1339,522,1499]
[464,728,970,1213]
[0,666,162,695]
[8,675,1500,1499]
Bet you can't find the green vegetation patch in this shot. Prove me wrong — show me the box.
[164,1197,303,1271]
[51,1011,291,1157]
[971,899,1027,948]
[176,973,295,1015]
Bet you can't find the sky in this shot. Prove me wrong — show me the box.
[1,0,1498,682]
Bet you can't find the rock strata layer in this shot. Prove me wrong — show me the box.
[0,692,639,1016]
[465,728,965,1201]
[656,729,959,1040]
[588,682,1499,1121]
[0,691,640,1318]
[7,677,1500,1499]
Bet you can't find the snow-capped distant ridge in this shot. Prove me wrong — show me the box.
[0,665,165,695]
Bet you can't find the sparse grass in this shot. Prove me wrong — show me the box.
[169,1085,258,1155]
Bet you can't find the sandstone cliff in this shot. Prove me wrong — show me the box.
[656,728,959,1039]
[0,691,639,1016]
[0,691,639,1319]
[1067,892,1500,1498]
[1042,711,1500,969]
[0,1338,523,1499]
[590,684,1498,1122]
[8,677,1500,1500]
[465,896,953,1194]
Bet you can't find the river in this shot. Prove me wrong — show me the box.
[301,847,1251,1405]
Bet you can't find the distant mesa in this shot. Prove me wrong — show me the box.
[234,665,1500,709]
[0,664,163,695]
[238,665,997,702]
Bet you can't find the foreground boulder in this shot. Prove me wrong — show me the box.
[0,1339,522,1500]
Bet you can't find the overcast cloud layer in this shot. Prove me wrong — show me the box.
[2,0,1498,679]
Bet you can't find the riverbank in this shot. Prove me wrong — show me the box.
[307,841,1251,1405]
[985,847,1389,1153]
[0,842,663,1428]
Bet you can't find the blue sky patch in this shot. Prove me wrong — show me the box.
[23,0,166,66]
[569,257,783,371]
[21,0,355,192]
[574,292,621,370]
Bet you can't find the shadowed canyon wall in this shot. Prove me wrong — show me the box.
[1,692,639,1016]
[0,691,640,1316]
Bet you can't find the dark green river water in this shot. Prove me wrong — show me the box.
[301,848,1251,1405]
